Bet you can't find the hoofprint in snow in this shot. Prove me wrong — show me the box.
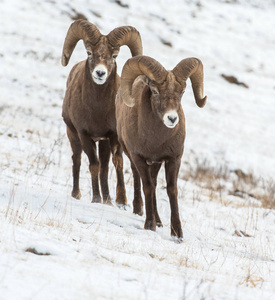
[0,0,275,299]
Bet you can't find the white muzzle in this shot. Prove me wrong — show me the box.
[163,111,179,128]
[92,64,108,85]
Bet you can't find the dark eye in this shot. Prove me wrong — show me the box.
[87,50,93,57]
[152,89,159,95]
[112,54,118,59]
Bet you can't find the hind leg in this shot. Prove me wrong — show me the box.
[131,161,143,216]
[109,134,127,206]
[118,139,142,214]
[99,140,111,204]
[67,126,82,199]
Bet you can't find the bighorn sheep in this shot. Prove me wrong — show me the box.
[61,20,142,204]
[116,55,207,239]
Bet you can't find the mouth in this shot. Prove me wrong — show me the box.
[165,123,177,129]
[92,75,106,85]
[93,76,103,81]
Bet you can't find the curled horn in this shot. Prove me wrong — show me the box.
[107,26,143,57]
[61,20,102,66]
[120,56,167,107]
[172,58,207,108]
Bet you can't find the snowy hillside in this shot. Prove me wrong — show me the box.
[0,0,275,299]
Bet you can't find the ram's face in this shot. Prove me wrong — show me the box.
[149,73,185,129]
[86,38,119,85]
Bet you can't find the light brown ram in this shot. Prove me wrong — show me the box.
[61,20,142,204]
[116,55,207,239]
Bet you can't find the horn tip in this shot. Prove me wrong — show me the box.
[197,95,207,108]
[61,55,69,66]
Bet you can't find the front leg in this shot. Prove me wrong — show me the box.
[131,154,156,231]
[150,163,162,227]
[99,140,111,204]
[165,158,183,238]
[66,126,82,200]
[79,132,101,203]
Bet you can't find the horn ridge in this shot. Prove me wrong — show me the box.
[107,26,143,57]
[120,55,167,107]
[61,20,102,66]
[172,58,207,108]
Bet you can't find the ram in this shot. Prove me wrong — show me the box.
[116,55,207,239]
[61,20,142,204]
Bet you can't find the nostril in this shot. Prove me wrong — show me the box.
[96,70,106,77]
[168,115,177,123]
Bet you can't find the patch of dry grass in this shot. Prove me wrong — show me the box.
[181,157,275,209]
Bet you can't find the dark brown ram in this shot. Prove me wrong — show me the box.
[61,20,143,204]
[116,55,207,239]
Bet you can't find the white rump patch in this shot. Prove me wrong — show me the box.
[92,64,108,85]
[163,110,179,128]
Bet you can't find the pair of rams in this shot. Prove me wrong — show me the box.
[61,20,207,240]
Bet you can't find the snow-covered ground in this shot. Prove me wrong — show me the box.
[0,0,275,299]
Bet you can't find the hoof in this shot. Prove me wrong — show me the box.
[103,196,112,206]
[116,201,127,207]
[133,198,143,216]
[155,213,162,227]
[133,206,143,216]
[144,219,156,232]
[71,190,81,200]
[171,221,183,239]
[92,195,102,203]
[115,190,127,206]
[171,236,184,244]
[104,200,113,206]
[156,221,163,228]
[115,198,127,206]
[117,203,127,211]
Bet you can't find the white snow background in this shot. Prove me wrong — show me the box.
[0,0,275,299]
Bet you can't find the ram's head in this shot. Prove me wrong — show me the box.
[62,20,143,85]
[120,55,207,128]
